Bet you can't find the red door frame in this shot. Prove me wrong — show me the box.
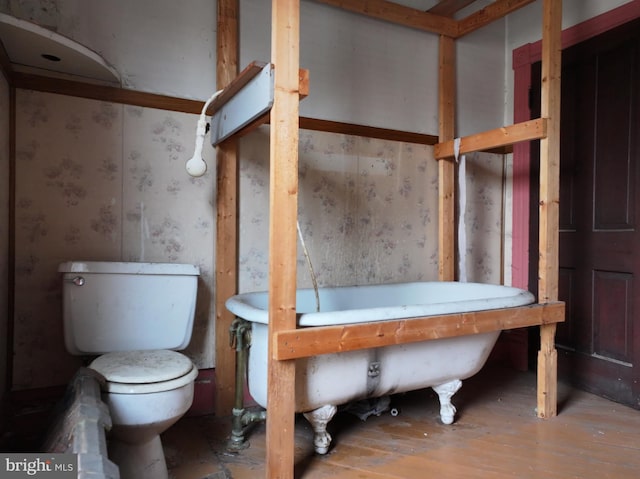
[507,1,640,369]
[511,0,640,290]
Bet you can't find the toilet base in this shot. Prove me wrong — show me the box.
[108,435,168,479]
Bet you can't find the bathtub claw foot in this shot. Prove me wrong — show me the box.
[433,379,462,425]
[303,404,337,455]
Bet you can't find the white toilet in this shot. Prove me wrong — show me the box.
[59,261,200,479]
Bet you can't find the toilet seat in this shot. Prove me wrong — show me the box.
[89,350,198,394]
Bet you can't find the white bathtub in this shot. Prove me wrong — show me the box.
[226,281,535,453]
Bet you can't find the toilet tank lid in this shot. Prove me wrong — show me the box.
[58,261,199,275]
[89,350,195,384]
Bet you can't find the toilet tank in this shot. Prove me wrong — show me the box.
[59,261,199,355]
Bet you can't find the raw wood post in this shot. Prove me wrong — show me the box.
[434,120,547,159]
[214,0,240,417]
[438,34,456,281]
[267,0,300,477]
[537,0,562,419]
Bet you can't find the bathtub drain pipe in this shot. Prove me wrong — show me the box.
[228,318,266,451]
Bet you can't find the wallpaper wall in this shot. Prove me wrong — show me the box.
[13,90,216,389]
[13,90,505,390]
[238,130,503,293]
[238,128,442,291]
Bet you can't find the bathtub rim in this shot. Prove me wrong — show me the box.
[225,281,535,326]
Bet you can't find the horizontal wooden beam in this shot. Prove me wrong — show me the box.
[456,0,537,37]
[314,0,458,37]
[433,118,547,159]
[428,0,477,18]
[220,114,439,147]
[13,63,308,139]
[300,117,439,145]
[274,301,565,360]
[15,64,511,153]
[13,71,204,113]
[315,0,537,38]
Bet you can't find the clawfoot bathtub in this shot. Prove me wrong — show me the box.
[226,281,534,454]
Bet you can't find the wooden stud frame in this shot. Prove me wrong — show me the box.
[214,0,239,417]
[212,1,565,477]
[267,0,301,475]
[438,34,456,281]
[536,0,562,419]
[274,302,565,360]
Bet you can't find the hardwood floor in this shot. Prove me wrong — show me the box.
[162,364,640,478]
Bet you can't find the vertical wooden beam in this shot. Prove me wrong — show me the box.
[438,35,456,281]
[268,0,300,477]
[215,0,239,416]
[537,0,562,419]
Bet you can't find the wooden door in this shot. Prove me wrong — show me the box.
[531,18,640,409]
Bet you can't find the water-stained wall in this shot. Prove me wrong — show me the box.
[237,128,505,293]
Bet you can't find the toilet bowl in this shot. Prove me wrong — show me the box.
[59,261,200,479]
[90,350,199,479]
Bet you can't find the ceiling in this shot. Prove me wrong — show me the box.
[0,12,120,85]
[0,1,490,85]
[385,0,485,16]
[425,0,480,16]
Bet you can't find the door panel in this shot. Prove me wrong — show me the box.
[592,270,633,365]
[532,18,640,408]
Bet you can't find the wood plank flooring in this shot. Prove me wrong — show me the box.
[162,364,640,478]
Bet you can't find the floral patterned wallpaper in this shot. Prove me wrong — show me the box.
[238,128,504,293]
[0,71,9,395]
[462,152,506,284]
[238,128,441,291]
[13,90,215,389]
[12,90,505,390]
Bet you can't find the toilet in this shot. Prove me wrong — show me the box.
[59,261,200,479]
